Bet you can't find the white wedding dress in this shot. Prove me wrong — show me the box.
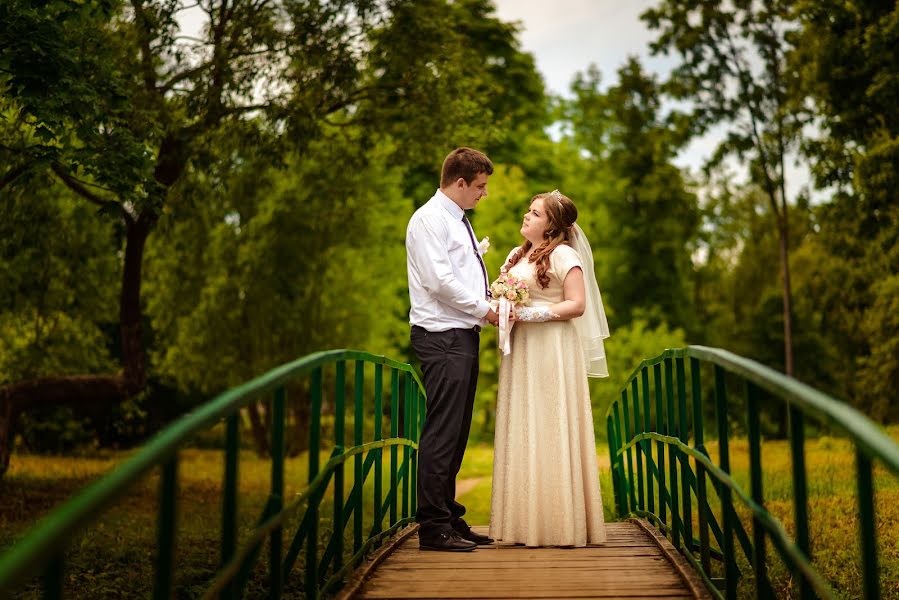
[489,244,606,547]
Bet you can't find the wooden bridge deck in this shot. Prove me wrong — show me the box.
[344,521,710,599]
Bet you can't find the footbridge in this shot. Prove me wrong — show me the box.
[1,347,897,599]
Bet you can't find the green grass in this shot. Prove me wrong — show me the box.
[1,447,415,599]
[2,431,899,598]
[609,426,899,599]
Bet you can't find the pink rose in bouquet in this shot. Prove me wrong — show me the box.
[490,271,529,305]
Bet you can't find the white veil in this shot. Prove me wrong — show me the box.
[571,223,610,378]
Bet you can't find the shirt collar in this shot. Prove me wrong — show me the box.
[435,189,464,221]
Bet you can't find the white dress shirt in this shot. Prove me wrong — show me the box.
[406,189,491,332]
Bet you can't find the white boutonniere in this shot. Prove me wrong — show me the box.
[477,236,490,256]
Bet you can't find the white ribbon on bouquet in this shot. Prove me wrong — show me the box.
[497,297,514,355]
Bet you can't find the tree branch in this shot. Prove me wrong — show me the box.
[720,19,782,220]
[0,160,35,191]
[172,35,211,44]
[130,0,159,93]
[159,62,213,93]
[50,162,125,218]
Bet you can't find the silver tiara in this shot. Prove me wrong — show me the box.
[549,189,562,201]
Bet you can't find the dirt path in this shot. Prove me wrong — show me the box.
[454,477,483,499]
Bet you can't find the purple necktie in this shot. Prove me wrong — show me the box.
[462,214,489,298]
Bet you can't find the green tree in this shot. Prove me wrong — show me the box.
[643,0,805,376]
[143,131,411,452]
[564,58,699,331]
[0,178,121,456]
[789,1,899,418]
[0,0,536,473]
[593,316,688,440]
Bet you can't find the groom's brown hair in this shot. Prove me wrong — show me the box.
[440,147,494,187]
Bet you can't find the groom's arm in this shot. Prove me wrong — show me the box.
[407,217,492,320]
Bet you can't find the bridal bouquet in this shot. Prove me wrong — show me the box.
[490,271,529,305]
[489,271,529,356]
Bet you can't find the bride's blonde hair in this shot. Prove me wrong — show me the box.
[502,190,578,288]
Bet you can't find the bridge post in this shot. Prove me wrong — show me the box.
[690,358,711,577]
[372,364,384,538]
[714,366,738,600]
[676,357,692,555]
[746,382,774,598]
[632,379,645,513]
[270,385,286,598]
[654,364,667,528]
[641,368,654,515]
[664,358,680,550]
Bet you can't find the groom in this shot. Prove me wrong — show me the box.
[406,147,499,552]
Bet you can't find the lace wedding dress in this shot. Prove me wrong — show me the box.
[489,244,606,546]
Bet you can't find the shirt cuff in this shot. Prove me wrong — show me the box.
[474,299,491,319]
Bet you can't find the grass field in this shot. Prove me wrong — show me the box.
[2,430,898,598]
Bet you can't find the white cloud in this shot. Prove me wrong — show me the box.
[492,0,671,96]
[490,0,813,199]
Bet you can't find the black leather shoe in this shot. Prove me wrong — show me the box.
[458,529,494,545]
[419,531,477,552]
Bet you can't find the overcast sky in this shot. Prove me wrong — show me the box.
[491,0,813,194]
[492,1,671,97]
[491,0,721,174]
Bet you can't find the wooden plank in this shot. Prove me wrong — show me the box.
[358,596,695,599]
[364,577,686,588]
[389,549,665,561]
[349,522,708,600]
[357,588,692,600]
[358,595,695,600]
[375,559,674,570]
[629,519,713,600]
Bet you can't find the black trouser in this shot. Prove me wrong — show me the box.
[411,325,480,540]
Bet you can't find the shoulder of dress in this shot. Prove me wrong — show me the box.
[502,245,523,266]
[551,243,578,258]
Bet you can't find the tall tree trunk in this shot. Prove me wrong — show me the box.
[0,393,16,476]
[0,208,157,477]
[778,213,794,378]
[775,213,794,440]
[247,402,270,456]
[120,210,156,393]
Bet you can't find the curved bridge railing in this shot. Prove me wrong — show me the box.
[605,345,899,600]
[0,349,425,600]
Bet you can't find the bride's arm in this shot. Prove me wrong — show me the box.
[515,267,586,322]
[553,267,587,319]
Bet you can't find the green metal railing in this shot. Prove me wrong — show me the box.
[0,349,426,599]
[606,345,899,600]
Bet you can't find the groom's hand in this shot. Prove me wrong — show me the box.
[485,307,500,327]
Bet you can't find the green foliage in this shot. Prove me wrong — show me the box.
[144,136,408,393]
[0,0,166,206]
[794,0,899,198]
[642,0,810,380]
[0,181,119,384]
[785,1,899,419]
[564,59,699,331]
[592,317,688,439]
[2,0,898,456]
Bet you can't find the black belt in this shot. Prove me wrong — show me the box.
[411,324,481,333]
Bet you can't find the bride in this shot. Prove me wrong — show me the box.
[489,189,610,547]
